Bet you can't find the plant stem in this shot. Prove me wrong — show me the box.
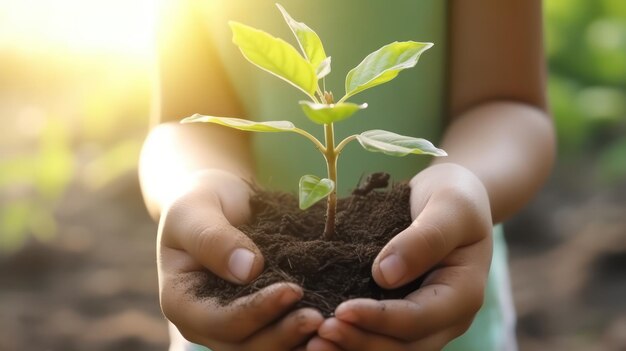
[335,135,358,154]
[336,94,350,104]
[323,123,338,240]
[292,128,326,153]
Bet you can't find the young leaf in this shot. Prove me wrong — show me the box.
[230,21,317,97]
[182,114,326,151]
[299,175,334,210]
[343,41,433,101]
[299,101,367,125]
[182,114,295,132]
[357,129,447,157]
[316,56,332,79]
[276,3,328,71]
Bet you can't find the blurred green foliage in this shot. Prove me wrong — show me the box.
[0,120,73,251]
[546,0,626,181]
[0,53,151,253]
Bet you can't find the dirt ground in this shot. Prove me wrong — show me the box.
[506,173,626,351]
[0,170,625,351]
[0,175,167,351]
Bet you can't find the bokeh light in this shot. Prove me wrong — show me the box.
[0,0,156,57]
[0,0,157,251]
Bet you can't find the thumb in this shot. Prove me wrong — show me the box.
[371,193,485,289]
[159,194,264,284]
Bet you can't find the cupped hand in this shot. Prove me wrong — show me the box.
[308,163,494,351]
[158,170,322,350]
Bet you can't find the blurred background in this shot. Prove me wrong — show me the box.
[0,0,624,350]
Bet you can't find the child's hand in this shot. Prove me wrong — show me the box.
[157,170,323,350]
[308,163,493,351]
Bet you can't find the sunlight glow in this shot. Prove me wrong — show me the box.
[0,0,156,58]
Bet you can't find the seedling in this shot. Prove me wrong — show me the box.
[182,4,446,239]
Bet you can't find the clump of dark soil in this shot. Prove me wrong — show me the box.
[194,178,425,316]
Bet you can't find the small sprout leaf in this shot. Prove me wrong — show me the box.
[344,41,433,100]
[316,56,332,79]
[230,21,317,96]
[182,114,296,132]
[276,3,328,70]
[357,129,447,157]
[299,101,367,125]
[299,175,334,210]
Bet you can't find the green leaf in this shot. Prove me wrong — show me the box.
[299,175,334,210]
[316,56,332,79]
[344,41,433,100]
[230,21,317,96]
[357,129,447,157]
[276,3,328,70]
[299,101,367,125]
[181,114,296,132]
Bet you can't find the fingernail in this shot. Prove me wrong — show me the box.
[279,287,301,306]
[335,308,357,323]
[228,248,255,282]
[379,254,407,286]
[318,319,342,342]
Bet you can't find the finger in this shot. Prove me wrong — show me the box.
[159,194,263,284]
[161,279,303,344]
[249,308,323,350]
[372,188,490,288]
[306,336,343,351]
[406,323,472,351]
[316,318,468,351]
[336,240,490,340]
[316,318,404,351]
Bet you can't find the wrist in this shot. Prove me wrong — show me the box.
[410,163,492,225]
[411,163,487,194]
[148,169,253,222]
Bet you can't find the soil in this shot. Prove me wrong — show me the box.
[2,167,625,351]
[194,175,426,316]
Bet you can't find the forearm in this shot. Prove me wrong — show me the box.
[144,0,254,220]
[432,101,555,223]
[139,123,254,219]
